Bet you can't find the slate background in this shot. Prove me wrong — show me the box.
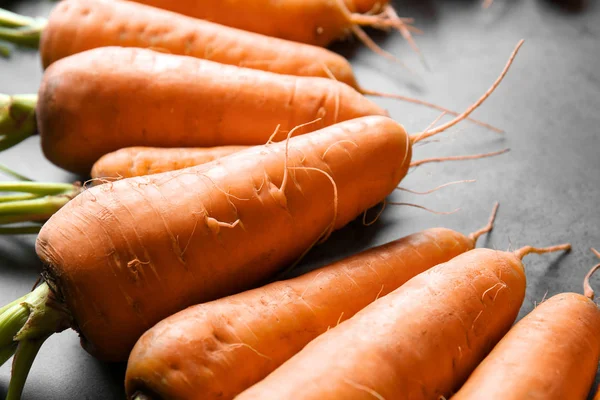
[0,0,599,398]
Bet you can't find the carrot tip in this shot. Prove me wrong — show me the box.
[513,243,571,260]
[468,202,500,245]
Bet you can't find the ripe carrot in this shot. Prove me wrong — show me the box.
[0,0,488,127]
[124,205,499,400]
[0,0,358,85]
[453,248,600,400]
[235,244,570,400]
[91,146,247,180]
[128,0,416,50]
[0,42,520,396]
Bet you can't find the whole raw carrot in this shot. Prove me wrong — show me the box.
[125,205,498,400]
[235,244,570,400]
[91,146,247,179]
[10,40,517,174]
[129,0,412,48]
[0,0,358,86]
[453,248,600,400]
[37,46,386,174]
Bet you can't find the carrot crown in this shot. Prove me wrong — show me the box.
[0,94,38,152]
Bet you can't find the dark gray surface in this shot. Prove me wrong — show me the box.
[1,0,599,398]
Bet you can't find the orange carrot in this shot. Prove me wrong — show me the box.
[91,146,247,180]
[453,248,600,400]
[10,40,518,174]
[0,1,497,133]
[128,0,415,50]
[235,244,570,400]
[125,205,498,400]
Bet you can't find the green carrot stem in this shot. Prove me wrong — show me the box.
[0,181,75,195]
[0,25,43,49]
[0,42,10,57]
[0,94,38,152]
[0,164,33,181]
[0,282,72,398]
[0,225,42,235]
[0,193,40,203]
[0,9,39,28]
[6,338,46,400]
[0,195,73,224]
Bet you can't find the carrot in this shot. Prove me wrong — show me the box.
[2,39,508,173]
[0,0,358,84]
[127,0,416,51]
[235,243,571,400]
[124,205,499,400]
[0,41,519,396]
[91,146,247,180]
[0,0,493,128]
[452,248,600,400]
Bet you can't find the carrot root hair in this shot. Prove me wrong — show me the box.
[411,39,524,144]
[513,243,571,260]
[584,248,600,300]
[396,179,476,195]
[387,202,460,215]
[468,202,500,245]
[410,148,510,168]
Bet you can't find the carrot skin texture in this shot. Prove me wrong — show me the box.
[35,116,411,362]
[453,293,600,400]
[125,228,474,400]
[129,0,387,46]
[236,248,526,400]
[40,0,358,87]
[37,47,386,174]
[91,146,247,179]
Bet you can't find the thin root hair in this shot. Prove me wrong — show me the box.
[397,179,476,196]
[513,243,571,260]
[411,39,524,143]
[410,148,510,168]
[468,202,500,244]
[388,202,460,215]
[362,201,387,226]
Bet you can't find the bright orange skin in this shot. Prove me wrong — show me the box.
[125,228,474,400]
[130,0,388,46]
[35,116,411,362]
[40,0,358,87]
[454,293,600,400]
[36,47,386,174]
[91,146,247,179]
[236,248,527,400]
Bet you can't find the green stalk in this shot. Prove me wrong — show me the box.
[0,25,44,49]
[0,181,81,226]
[0,94,38,152]
[0,9,39,28]
[0,283,72,398]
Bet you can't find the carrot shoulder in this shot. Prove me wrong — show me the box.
[125,206,497,400]
[236,245,569,400]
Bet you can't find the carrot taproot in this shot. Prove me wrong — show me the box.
[235,244,571,400]
[124,205,499,400]
[452,248,600,400]
[90,146,247,180]
[0,1,499,134]
[0,0,357,85]
[0,41,520,396]
[38,46,388,174]
[128,0,415,50]
[10,38,517,174]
